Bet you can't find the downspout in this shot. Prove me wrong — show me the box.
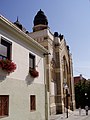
[43,55,49,120]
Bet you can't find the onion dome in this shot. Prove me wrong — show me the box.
[33,9,48,26]
[54,32,59,37]
[14,17,22,30]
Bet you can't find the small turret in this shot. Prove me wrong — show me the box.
[54,32,60,46]
[14,17,22,30]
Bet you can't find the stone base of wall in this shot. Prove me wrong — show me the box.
[50,104,63,115]
[50,105,56,115]
[50,95,63,114]
[56,105,63,114]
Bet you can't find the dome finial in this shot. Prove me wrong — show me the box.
[14,16,22,30]
[16,16,19,22]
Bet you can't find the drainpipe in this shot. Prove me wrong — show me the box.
[44,55,48,120]
[43,52,51,120]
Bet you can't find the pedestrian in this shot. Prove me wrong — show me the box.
[79,106,81,115]
[85,105,88,115]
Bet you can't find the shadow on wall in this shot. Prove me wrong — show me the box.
[25,73,34,86]
[0,75,7,82]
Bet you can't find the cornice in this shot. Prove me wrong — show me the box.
[0,15,48,54]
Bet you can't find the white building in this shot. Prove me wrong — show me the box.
[0,15,49,120]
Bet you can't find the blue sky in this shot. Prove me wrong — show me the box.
[0,0,90,79]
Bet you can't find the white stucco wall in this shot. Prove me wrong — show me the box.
[0,31,44,84]
[0,17,48,120]
[0,78,46,120]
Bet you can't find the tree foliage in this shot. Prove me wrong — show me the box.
[75,80,90,109]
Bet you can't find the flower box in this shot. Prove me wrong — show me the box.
[29,69,39,78]
[0,68,8,76]
[0,59,16,75]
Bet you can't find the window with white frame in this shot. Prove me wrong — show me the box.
[0,37,12,60]
[29,53,35,69]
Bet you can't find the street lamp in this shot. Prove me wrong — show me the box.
[64,84,70,118]
[85,93,88,106]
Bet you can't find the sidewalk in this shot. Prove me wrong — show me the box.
[50,109,90,120]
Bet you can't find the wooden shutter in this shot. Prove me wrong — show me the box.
[30,95,36,111]
[0,95,9,116]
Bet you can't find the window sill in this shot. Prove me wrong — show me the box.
[30,110,36,112]
[0,115,8,118]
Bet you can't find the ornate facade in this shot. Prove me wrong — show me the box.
[29,9,75,114]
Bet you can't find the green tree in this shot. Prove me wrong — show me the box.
[75,80,90,109]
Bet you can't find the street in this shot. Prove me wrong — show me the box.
[50,109,90,120]
[67,109,90,120]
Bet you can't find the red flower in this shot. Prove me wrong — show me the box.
[29,69,39,78]
[0,59,16,74]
